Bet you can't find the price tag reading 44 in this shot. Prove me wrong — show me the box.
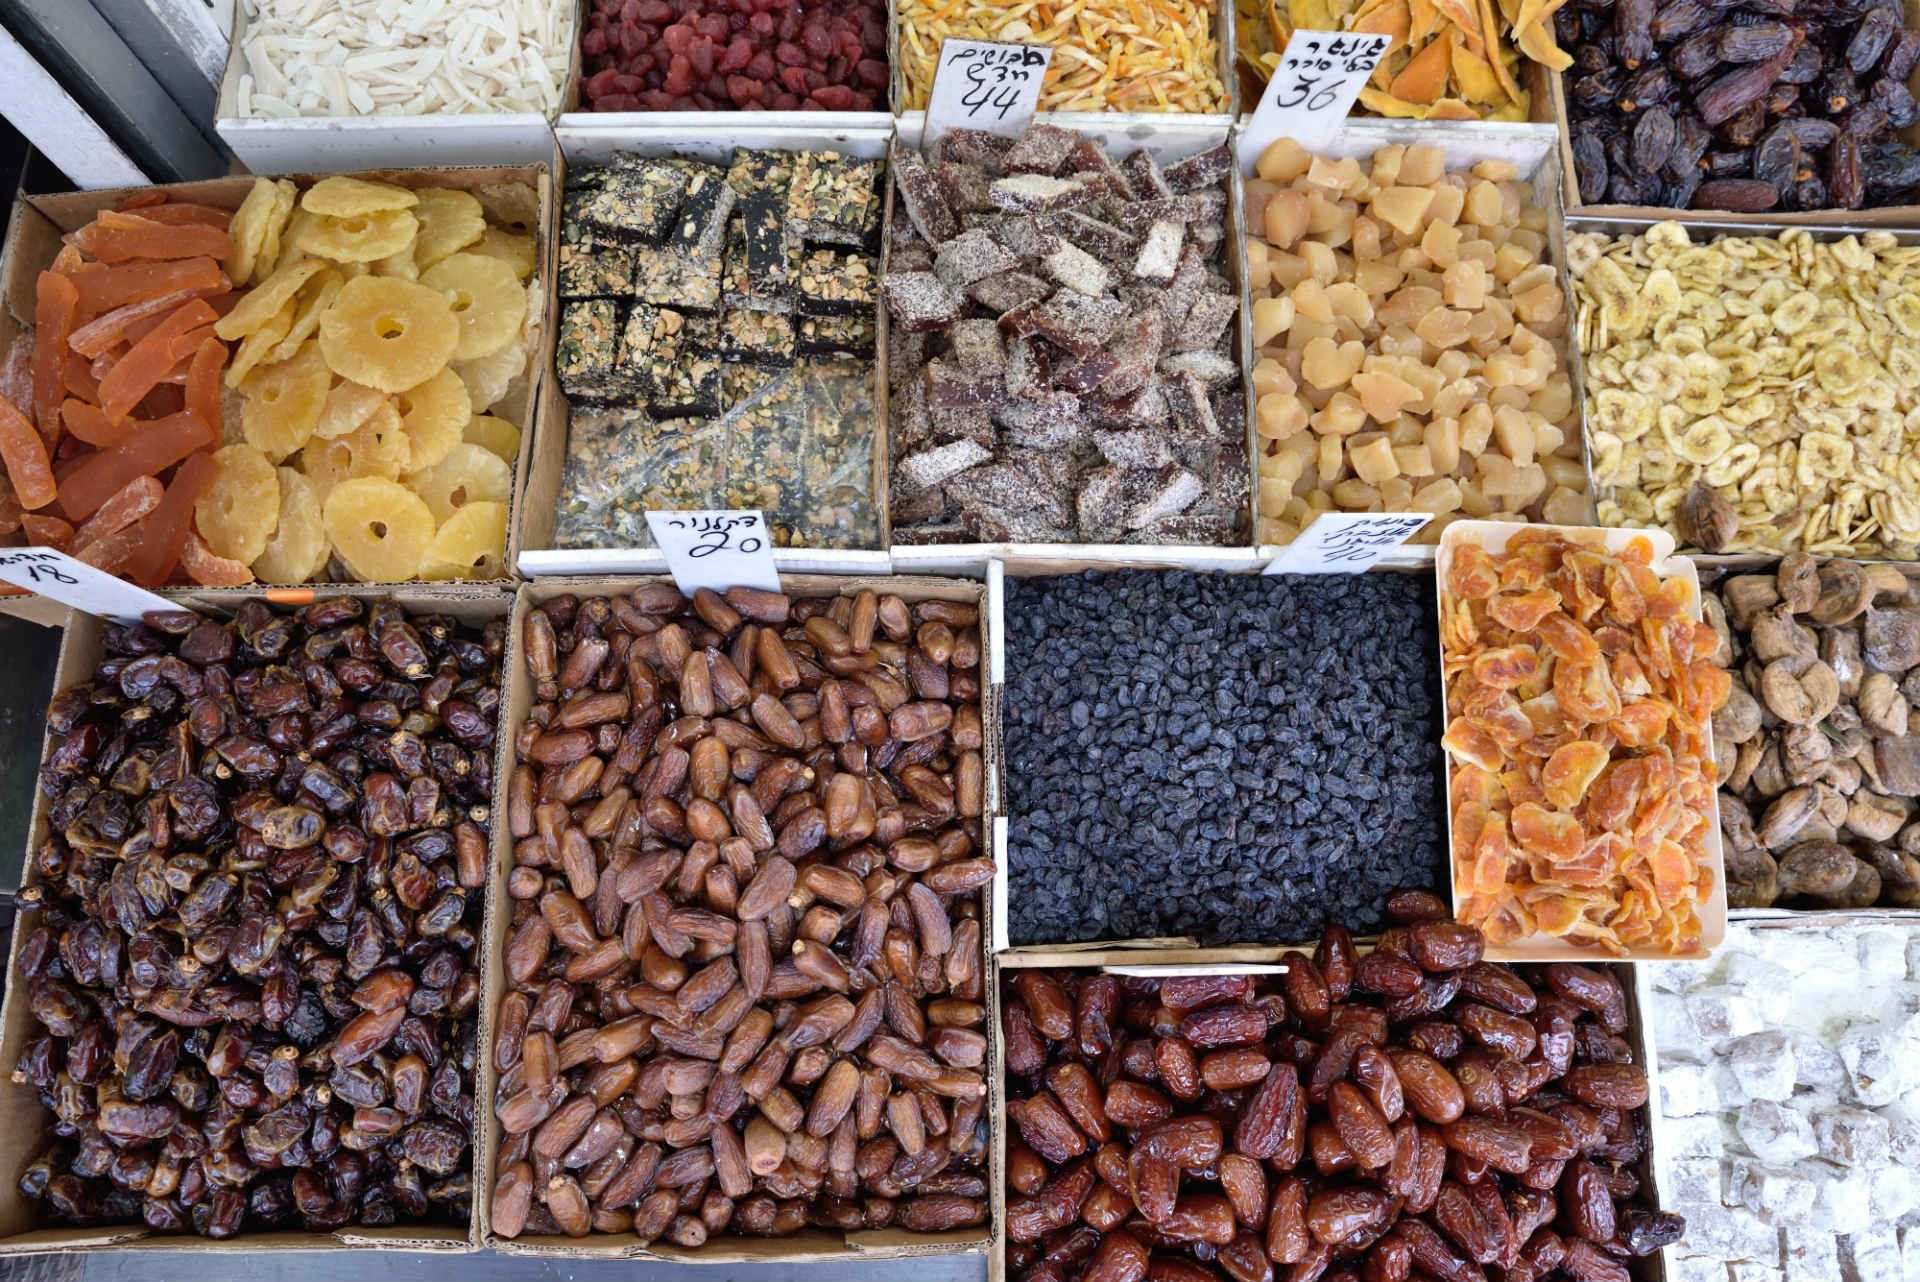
[1262,511,1432,574]
[645,510,783,596]
[0,547,176,623]
[1242,30,1391,155]
[925,39,1053,144]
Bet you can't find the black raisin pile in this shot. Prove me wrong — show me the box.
[1003,571,1447,947]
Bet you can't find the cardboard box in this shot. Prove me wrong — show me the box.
[984,557,1450,964]
[0,585,514,1254]
[0,164,555,620]
[1434,521,1729,962]
[480,574,998,1262]
[887,115,1260,578]
[514,125,896,580]
[1239,119,1596,571]
[213,1,576,175]
[989,952,1673,1282]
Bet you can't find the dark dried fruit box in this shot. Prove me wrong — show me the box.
[479,575,1000,1264]
[0,586,515,1255]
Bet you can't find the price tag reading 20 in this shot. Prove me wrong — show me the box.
[1242,30,1391,155]
[645,510,784,595]
[925,39,1053,144]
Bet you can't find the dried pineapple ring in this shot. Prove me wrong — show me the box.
[274,207,318,274]
[298,209,420,264]
[195,443,281,564]
[253,180,298,285]
[302,403,409,491]
[452,340,526,413]
[315,381,389,440]
[406,443,510,524]
[412,188,486,270]
[464,414,521,463]
[318,277,460,392]
[395,367,471,471]
[225,177,280,288]
[269,270,344,365]
[226,298,298,388]
[323,478,434,582]
[420,252,527,362]
[252,468,328,584]
[1675,419,1733,466]
[241,341,331,462]
[470,228,537,281]
[419,500,507,581]
[474,183,539,236]
[302,176,419,217]
[217,259,325,342]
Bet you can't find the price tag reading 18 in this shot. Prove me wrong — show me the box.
[1242,30,1391,156]
[645,510,784,596]
[925,39,1054,144]
[0,547,177,623]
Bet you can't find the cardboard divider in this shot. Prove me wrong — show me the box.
[986,555,1447,963]
[212,0,577,174]
[0,164,554,622]
[1434,520,1729,962]
[0,584,514,1255]
[988,951,1671,1282]
[481,573,997,1262]
[1237,119,1596,571]
[513,125,896,581]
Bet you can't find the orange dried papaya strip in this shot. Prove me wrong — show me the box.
[0,394,58,510]
[72,211,232,265]
[59,400,137,450]
[116,191,167,212]
[75,522,145,573]
[129,204,234,231]
[64,352,101,404]
[21,513,75,550]
[32,271,78,444]
[123,449,218,586]
[97,299,217,425]
[180,531,253,586]
[58,409,213,520]
[73,475,162,548]
[69,257,227,318]
[184,337,226,430]
[68,286,223,359]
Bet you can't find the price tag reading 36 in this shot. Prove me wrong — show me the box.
[1242,30,1391,155]
[645,510,783,596]
[925,39,1054,144]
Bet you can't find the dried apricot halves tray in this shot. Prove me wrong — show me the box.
[1435,520,1728,962]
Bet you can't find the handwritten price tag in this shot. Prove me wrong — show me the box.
[925,39,1053,145]
[0,547,177,622]
[1242,30,1390,157]
[1262,512,1432,574]
[645,510,783,595]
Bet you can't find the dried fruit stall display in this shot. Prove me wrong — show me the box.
[0,171,544,592]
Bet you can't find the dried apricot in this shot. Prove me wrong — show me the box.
[318,277,459,392]
[323,477,433,581]
[195,443,280,563]
[180,530,254,586]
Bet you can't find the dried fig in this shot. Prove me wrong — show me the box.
[1778,554,1819,614]
[1866,608,1920,673]
[1759,657,1839,725]
[1724,846,1779,908]
[1701,594,1735,668]
[1847,791,1909,843]
[1860,846,1920,908]
[1677,484,1736,553]
[1860,673,1910,736]
[1720,577,1780,630]
[1808,560,1871,625]
[1821,628,1863,698]
[1774,841,1864,902]
[1781,724,1834,786]
[1711,684,1763,745]
[1719,794,1758,853]
[1756,786,1820,849]
[1749,606,1817,664]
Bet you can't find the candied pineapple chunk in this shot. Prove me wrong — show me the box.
[1246,139,1584,541]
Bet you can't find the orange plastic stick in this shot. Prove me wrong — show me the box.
[123,449,218,585]
[58,409,212,520]
[32,271,78,443]
[0,394,58,510]
[73,474,162,548]
[97,299,217,424]
[72,211,232,264]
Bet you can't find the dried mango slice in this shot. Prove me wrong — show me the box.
[0,395,57,510]
[241,341,331,462]
[394,367,470,472]
[302,403,410,491]
[73,475,162,549]
[296,209,419,264]
[302,176,420,218]
[251,467,328,585]
[412,189,486,270]
[180,530,254,586]
[420,253,527,361]
[419,499,507,581]
[314,381,390,441]
[405,443,510,525]
[75,211,231,264]
[225,298,298,389]
[71,286,217,360]
[464,414,522,464]
[318,277,460,393]
[214,258,326,342]
[323,477,433,581]
[469,228,537,281]
[33,271,78,441]
[59,409,214,520]
[133,203,232,231]
[195,443,280,563]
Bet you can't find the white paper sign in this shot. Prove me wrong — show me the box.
[0,547,177,622]
[1263,512,1432,574]
[644,511,783,595]
[1242,30,1391,157]
[925,39,1053,143]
